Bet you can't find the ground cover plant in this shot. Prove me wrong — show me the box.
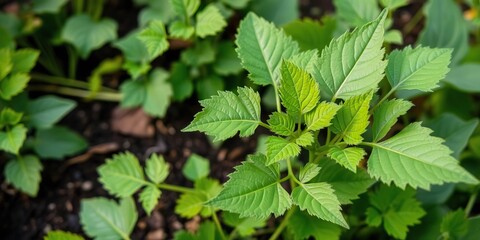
[1,0,480,239]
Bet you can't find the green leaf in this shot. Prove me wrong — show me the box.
[180,40,215,66]
[32,0,68,14]
[98,152,146,197]
[138,20,169,59]
[292,182,348,228]
[372,99,413,142]
[295,131,314,147]
[122,60,151,79]
[0,73,30,100]
[418,0,468,65]
[168,20,194,39]
[171,0,200,19]
[0,108,22,128]
[145,153,169,184]
[33,126,87,159]
[250,0,299,26]
[313,159,374,204]
[386,46,452,92]
[183,87,261,142]
[331,90,373,145]
[440,209,469,240]
[288,50,319,74]
[305,101,341,131]
[0,48,12,80]
[222,212,266,237]
[196,178,222,217]
[299,162,321,183]
[88,57,122,99]
[464,216,480,240]
[5,155,42,196]
[380,0,408,10]
[138,1,175,27]
[44,230,84,240]
[366,185,426,239]
[170,62,193,101]
[182,154,210,181]
[236,12,300,86]
[287,209,342,240]
[195,4,226,38]
[174,221,218,240]
[27,95,76,129]
[333,0,380,27]
[11,49,39,74]
[208,154,292,218]
[279,60,320,116]
[195,75,225,100]
[213,41,242,76]
[176,178,221,218]
[266,136,301,165]
[113,31,149,62]
[267,112,295,136]
[140,184,161,215]
[143,69,173,117]
[312,10,386,100]
[0,124,27,154]
[283,17,336,52]
[61,14,117,58]
[444,64,480,93]
[367,122,479,189]
[80,197,137,240]
[221,0,250,9]
[328,146,366,173]
[384,30,403,45]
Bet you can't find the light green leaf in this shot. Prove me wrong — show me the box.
[0,124,27,154]
[61,14,117,58]
[33,126,87,159]
[312,10,386,100]
[367,122,479,189]
[418,0,468,65]
[196,178,222,217]
[305,101,341,131]
[145,153,169,184]
[292,182,348,228]
[208,154,292,218]
[27,95,76,129]
[80,197,137,240]
[138,20,169,59]
[113,31,149,62]
[221,0,250,9]
[175,192,204,218]
[168,20,194,39]
[144,68,172,117]
[169,62,193,101]
[222,212,266,237]
[213,41,242,76]
[384,29,403,44]
[265,136,300,165]
[0,108,22,128]
[0,48,12,80]
[182,154,210,181]
[299,162,321,183]
[288,50,319,74]
[331,90,373,145]
[279,60,320,116]
[333,0,380,27]
[236,12,300,85]
[287,209,342,240]
[440,209,469,240]
[44,230,84,240]
[283,17,336,52]
[250,0,299,26]
[295,131,314,147]
[195,4,226,38]
[380,0,408,10]
[0,73,30,100]
[328,146,366,173]
[183,87,261,142]
[444,64,480,93]
[11,49,39,74]
[88,57,122,99]
[180,40,215,66]
[267,112,295,136]
[372,99,413,142]
[5,155,42,196]
[366,185,426,239]
[140,184,161,215]
[171,0,200,19]
[98,152,146,197]
[386,46,452,92]
[122,60,151,79]
[32,0,68,14]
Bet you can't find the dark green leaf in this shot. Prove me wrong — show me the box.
[33,126,88,159]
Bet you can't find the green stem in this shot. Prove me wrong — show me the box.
[157,183,197,194]
[31,73,117,92]
[268,206,296,240]
[465,190,478,217]
[92,0,104,21]
[258,121,271,130]
[403,7,424,36]
[28,85,122,102]
[286,158,298,189]
[211,210,227,240]
[273,83,282,113]
[370,88,396,114]
[67,46,78,79]
[73,0,84,14]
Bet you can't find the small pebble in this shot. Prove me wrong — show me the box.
[146,229,166,240]
[81,181,93,191]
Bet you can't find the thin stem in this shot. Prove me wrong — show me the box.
[28,85,122,102]
[73,0,84,14]
[273,83,282,113]
[31,73,117,92]
[268,207,296,240]
[258,121,271,130]
[157,183,197,194]
[403,6,424,36]
[211,210,227,240]
[67,46,78,79]
[326,129,332,144]
[370,88,396,114]
[465,190,478,217]
[92,0,104,21]
[286,158,297,189]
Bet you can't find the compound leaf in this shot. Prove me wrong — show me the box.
[195,4,226,38]
[171,0,200,19]
[145,154,169,184]
[328,146,366,173]
[266,136,301,165]
[305,101,341,131]
[372,99,413,142]
[138,20,169,59]
[299,162,321,183]
[5,155,42,196]
[295,131,314,147]
[140,184,161,215]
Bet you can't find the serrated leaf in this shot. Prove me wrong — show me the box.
[287,50,319,74]
[266,136,301,165]
[440,209,469,240]
[367,123,479,190]
[386,46,452,93]
[195,4,226,38]
[0,73,30,100]
[140,184,161,215]
[0,48,12,80]
[222,212,266,237]
[113,31,149,62]
[145,153,169,184]
[236,12,300,86]
[305,101,341,131]
[183,154,210,181]
[0,124,27,154]
[196,178,222,217]
[138,20,169,59]
[0,108,22,128]
[171,0,199,19]
[366,185,425,239]
[208,154,292,218]
[61,14,117,58]
[279,60,320,116]
[27,95,76,129]
[295,131,314,147]
[44,230,84,240]
[328,146,366,173]
[372,99,413,142]
[267,112,295,136]
[287,209,342,240]
[213,41,242,76]
[183,87,261,142]
[5,155,42,196]
[169,20,194,39]
[122,60,151,79]
[334,0,379,27]
[312,10,386,100]
[176,178,221,218]
[284,17,336,52]
[33,126,88,159]
[80,197,137,240]
[11,49,39,74]
[292,182,348,228]
[331,91,373,145]
[299,162,321,183]
[98,152,146,197]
